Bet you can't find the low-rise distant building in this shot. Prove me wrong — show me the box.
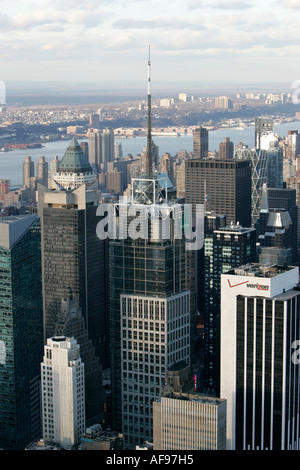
[80,424,125,450]
[25,439,62,451]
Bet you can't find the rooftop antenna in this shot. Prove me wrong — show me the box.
[146,45,153,176]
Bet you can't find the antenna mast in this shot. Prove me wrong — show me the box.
[146,45,153,176]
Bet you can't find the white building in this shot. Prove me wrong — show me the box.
[255,116,275,151]
[220,263,300,450]
[154,394,226,450]
[41,336,86,450]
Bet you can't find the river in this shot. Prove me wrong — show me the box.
[1,121,300,186]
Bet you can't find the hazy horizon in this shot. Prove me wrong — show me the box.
[4,79,295,97]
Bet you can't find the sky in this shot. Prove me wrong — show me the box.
[0,0,300,88]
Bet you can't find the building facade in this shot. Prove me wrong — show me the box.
[89,131,102,175]
[102,127,115,165]
[23,155,34,188]
[38,184,108,371]
[37,156,48,188]
[0,215,43,449]
[109,175,191,446]
[234,147,268,225]
[255,116,274,150]
[55,288,103,426]
[220,263,300,450]
[154,394,226,450]
[153,362,226,450]
[41,336,85,449]
[267,141,283,189]
[192,127,209,159]
[219,137,234,159]
[185,158,252,227]
[203,223,256,396]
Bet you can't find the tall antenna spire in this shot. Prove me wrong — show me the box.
[146,45,153,176]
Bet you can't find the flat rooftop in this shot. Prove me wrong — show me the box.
[161,391,226,405]
[0,215,31,224]
[229,263,296,278]
[214,224,254,234]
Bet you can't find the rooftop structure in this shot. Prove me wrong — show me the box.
[53,137,97,189]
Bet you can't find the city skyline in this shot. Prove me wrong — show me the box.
[1,4,300,453]
[0,0,300,86]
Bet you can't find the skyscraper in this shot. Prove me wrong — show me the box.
[49,155,60,179]
[257,185,294,266]
[219,137,234,159]
[266,187,298,264]
[23,155,34,187]
[234,147,268,225]
[80,142,89,161]
[38,183,108,371]
[108,50,192,446]
[175,160,186,199]
[255,116,274,150]
[203,223,256,395]
[102,127,115,165]
[267,141,283,188]
[53,137,97,189]
[37,156,48,188]
[220,263,300,450]
[89,131,102,174]
[185,158,252,227]
[89,113,100,129]
[0,179,10,195]
[0,215,43,450]
[114,141,123,160]
[286,130,300,160]
[41,336,85,449]
[193,126,209,159]
[55,288,103,426]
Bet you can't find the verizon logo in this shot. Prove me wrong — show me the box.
[227,279,249,288]
[227,279,269,291]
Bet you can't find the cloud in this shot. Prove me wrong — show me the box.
[186,0,254,10]
[11,9,105,30]
[278,0,300,7]
[113,17,206,31]
[49,0,111,9]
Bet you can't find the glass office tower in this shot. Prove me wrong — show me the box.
[38,183,108,426]
[203,223,256,396]
[109,176,191,445]
[0,215,43,449]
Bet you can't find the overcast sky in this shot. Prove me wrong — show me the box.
[0,0,300,87]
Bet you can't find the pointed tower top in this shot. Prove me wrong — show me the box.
[145,45,153,176]
[58,137,92,174]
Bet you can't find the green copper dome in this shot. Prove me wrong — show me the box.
[58,137,92,173]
